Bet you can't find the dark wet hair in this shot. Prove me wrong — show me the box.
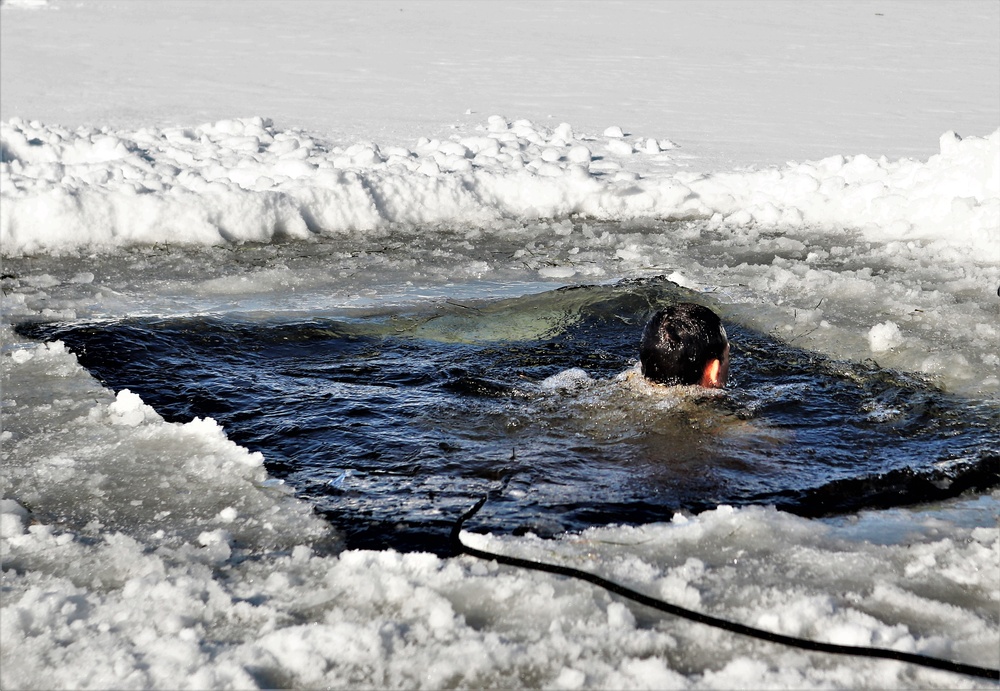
[640,303,728,385]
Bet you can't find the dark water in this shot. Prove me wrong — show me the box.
[16,278,1000,554]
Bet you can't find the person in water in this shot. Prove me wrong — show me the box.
[640,303,730,388]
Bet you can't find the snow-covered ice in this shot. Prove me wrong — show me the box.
[2,1,999,689]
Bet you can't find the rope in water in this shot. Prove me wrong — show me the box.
[450,495,1000,681]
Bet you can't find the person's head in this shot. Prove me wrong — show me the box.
[640,303,730,388]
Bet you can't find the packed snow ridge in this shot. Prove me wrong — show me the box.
[1,116,997,258]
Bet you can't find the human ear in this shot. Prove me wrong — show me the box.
[700,358,723,388]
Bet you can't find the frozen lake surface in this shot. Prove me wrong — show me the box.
[2,1,998,688]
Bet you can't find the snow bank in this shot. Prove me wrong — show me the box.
[3,117,997,260]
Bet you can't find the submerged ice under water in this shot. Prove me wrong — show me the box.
[18,275,999,553]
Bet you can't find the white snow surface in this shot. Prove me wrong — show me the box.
[2,1,999,689]
[3,0,998,168]
[3,117,998,258]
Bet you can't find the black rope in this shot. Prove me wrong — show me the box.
[451,495,1000,681]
